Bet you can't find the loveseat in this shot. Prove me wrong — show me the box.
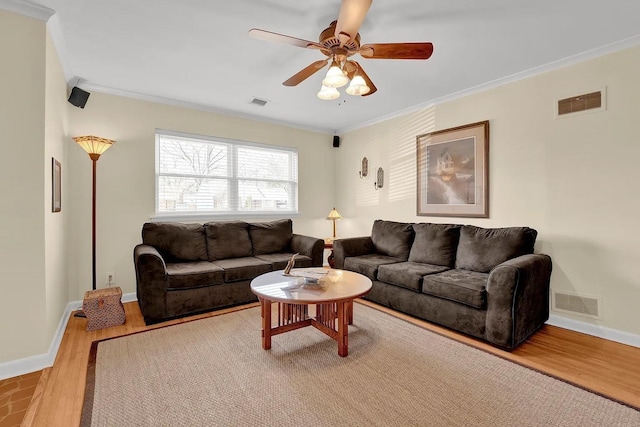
[333,220,552,349]
[134,219,324,324]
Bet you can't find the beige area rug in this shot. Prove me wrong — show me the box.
[81,304,640,427]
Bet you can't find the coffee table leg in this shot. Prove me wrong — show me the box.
[337,300,349,357]
[347,300,354,325]
[261,298,272,350]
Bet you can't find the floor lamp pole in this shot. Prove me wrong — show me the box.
[91,156,98,290]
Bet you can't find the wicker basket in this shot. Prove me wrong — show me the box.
[82,287,126,331]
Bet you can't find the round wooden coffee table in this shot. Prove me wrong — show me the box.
[250,268,372,357]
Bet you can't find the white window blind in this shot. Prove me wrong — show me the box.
[155,130,298,217]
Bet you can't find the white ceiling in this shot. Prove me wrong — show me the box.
[23,0,640,133]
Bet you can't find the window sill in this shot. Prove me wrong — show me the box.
[150,212,301,223]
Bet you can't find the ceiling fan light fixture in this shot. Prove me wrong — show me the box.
[322,61,349,88]
[317,85,340,100]
[346,74,370,96]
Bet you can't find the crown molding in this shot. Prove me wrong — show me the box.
[0,0,54,21]
[336,34,640,134]
[80,82,333,135]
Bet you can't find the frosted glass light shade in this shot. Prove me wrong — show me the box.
[346,75,370,95]
[322,63,349,88]
[317,85,340,100]
[73,135,115,159]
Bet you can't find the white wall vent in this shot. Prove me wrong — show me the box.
[552,290,603,320]
[554,87,606,119]
[250,97,268,107]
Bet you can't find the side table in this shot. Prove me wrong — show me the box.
[324,239,335,268]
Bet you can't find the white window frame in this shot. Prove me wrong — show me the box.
[153,129,298,222]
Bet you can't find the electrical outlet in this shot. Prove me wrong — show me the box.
[106,271,116,286]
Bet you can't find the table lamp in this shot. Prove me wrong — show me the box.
[326,207,343,241]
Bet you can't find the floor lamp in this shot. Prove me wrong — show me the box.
[74,135,115,295]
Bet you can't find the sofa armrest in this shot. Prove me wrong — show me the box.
[291,234,324,266]
[485,254,552,349]
[333,237,375,269]
[133,244,168,323]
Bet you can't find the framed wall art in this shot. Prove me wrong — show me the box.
[52,157,61,212]
[416,120,489,217]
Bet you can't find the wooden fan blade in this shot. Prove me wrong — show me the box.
[248,28,323,50]
[334,0,372,45]
[360,42,434,60]
[283,59,329,86]
[350,61,377,96]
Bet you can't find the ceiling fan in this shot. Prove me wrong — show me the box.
[248,0,433,100]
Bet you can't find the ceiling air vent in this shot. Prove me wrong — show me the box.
[250,97,268,107]
[555,88,606,118]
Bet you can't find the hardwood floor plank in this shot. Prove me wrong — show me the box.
[25,300,640,426]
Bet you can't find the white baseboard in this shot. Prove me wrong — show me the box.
[547,314,640,349]
[0,292,137,380]
[2,295,638,380]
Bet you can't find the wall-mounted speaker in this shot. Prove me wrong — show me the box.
[333,135,340,148]
[68,86,90,109]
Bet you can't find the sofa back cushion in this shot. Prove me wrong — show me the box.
[249,219,293,255]
[408,223,461,267]
[371,220,414,260]
[204,221,253,261]
[455,225,538,273]
[142,222,208,262]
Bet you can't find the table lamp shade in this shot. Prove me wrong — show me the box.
[73,135,115,159]
[326,208,343,221]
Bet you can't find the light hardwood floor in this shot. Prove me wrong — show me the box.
[25,300,640,426]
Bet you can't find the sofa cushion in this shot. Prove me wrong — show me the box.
[142,222,208,262]
[408,223,461,267]
[165,261,224,290]
[344,254,403,281]
[249,219,293,255]
[455,226,538,273]
[255,253,313,270]
[204,221,253,261]
[422,269,489,309]
[371,220,415,260]
[378,262,450,291]
[212,257,272,282]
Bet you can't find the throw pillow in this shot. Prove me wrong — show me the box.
[204,221,252,261]
[408,223,461,267]
[455,225,538,273]
[142,222,208,261]
[249,219,293,255]
[371,219,415,260]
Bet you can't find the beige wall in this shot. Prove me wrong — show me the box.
[0,10,48,362]
[65,92,335,300]
[336,45,640,335]
[44,28,69,343]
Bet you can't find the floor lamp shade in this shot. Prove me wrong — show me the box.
[74,135,115,159]
[73,135,115,291]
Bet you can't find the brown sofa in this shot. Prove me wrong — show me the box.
[134,219,323,324]
[333,220,552,349]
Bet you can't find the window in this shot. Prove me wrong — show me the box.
[155,130,298,218]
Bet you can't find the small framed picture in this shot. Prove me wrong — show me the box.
[416,121,489,217]
[52,158,61,212]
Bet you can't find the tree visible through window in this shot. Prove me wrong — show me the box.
[156,130,298,215]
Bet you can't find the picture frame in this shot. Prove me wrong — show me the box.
[52,157,61,212]
[416,121,489,217]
